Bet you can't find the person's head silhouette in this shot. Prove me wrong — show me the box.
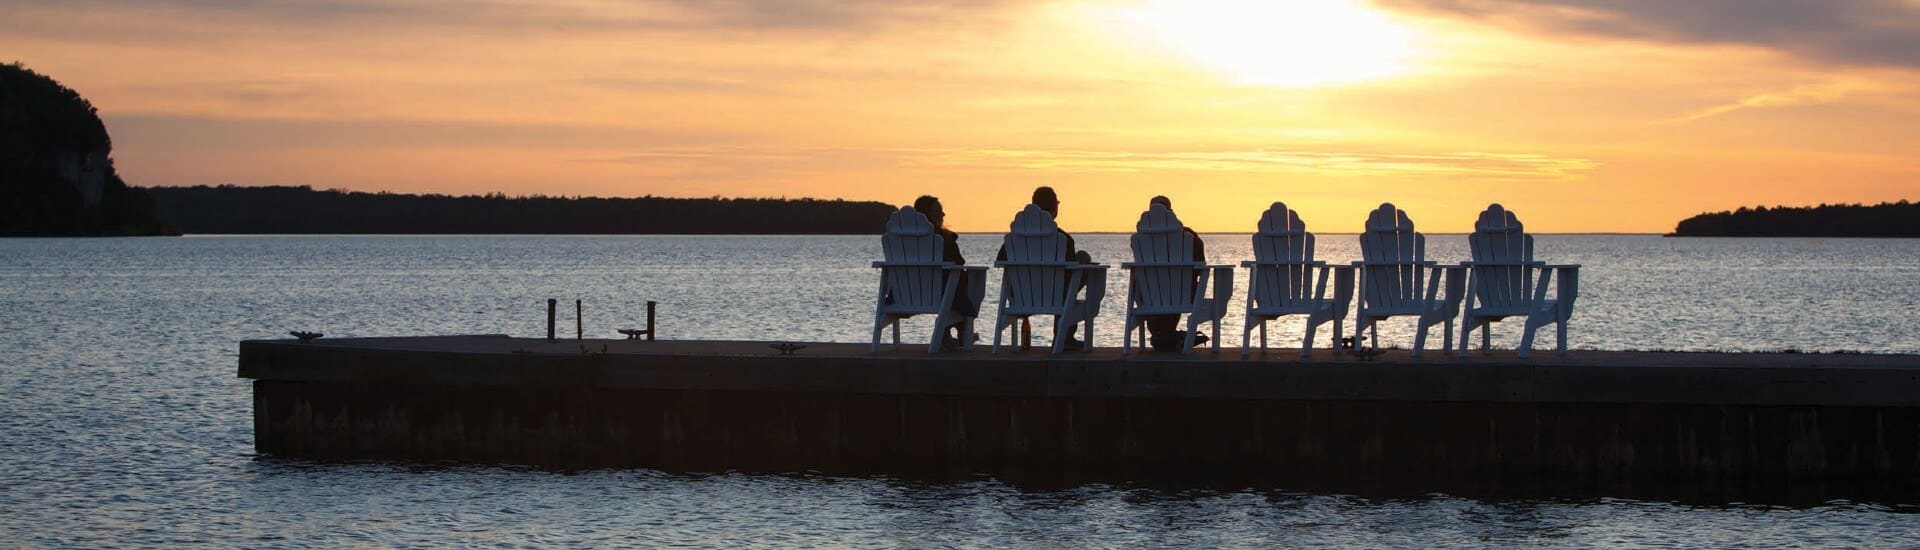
[1033,186,1060,218]
[912,195,946,228]
[1150,195,1171,209]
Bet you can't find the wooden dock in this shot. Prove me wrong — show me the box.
[240,336,1920,502]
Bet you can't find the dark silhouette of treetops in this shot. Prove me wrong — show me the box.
[145,185,899,234]
[1670,200,1919,237]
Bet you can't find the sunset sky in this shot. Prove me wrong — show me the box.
[5,0,1919,232]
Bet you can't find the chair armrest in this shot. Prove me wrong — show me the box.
[1065,264,1109,272]
[994,260,1077,267]
[1204,264,1237,270]
[946,265,989,273]
[1120,261,1206,268]
[1542,264,1581,269]
[1461,260,1545,267]
[872,261,952,268]
[1353,261,1443,268]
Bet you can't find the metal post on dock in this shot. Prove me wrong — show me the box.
[646,301,657,341]
[576,299,583,341]
[547,299,557,342]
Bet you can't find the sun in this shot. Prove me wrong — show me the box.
[1117,0,1420,87]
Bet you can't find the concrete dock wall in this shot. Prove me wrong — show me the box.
[242,337,1920,501]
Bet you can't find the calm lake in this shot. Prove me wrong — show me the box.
[2,235,1917,546]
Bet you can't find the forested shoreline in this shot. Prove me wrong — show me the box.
[146,185,898,235]
[1670,201,1919,237]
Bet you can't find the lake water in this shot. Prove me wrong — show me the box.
[2,235,1918,546]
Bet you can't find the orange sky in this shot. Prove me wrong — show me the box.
[6,0,1919,232]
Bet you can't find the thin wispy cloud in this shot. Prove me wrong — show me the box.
[111,114,743,150]
[1658,81,1868,124]
[0,0,1028,39]
[919,148,1598,180]
[591,146,1600,181]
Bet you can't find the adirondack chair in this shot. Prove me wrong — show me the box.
[991,204,1108,354]
[1121,203,1233,356]
[870,206,987,353]
[1457,204,1581,357]
[1240,202,1354,357]
[1353,203,1464,357]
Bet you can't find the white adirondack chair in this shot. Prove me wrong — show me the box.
[1458,204,1581,357]
[1354,203,1464,357]
[870,206,987,353]
[1121,203,1233,356]
[1240,202,1354,357]
[991,204,1108,354]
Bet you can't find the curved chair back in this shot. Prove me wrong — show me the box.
[1000,204,1073,311]
[879,206,949,312]
[1250,202,1318,308]
[1128,203,1200,313]
[1358,203,1426,313]
[1467,203,1536,313]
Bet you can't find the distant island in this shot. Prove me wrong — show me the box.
[1,63,174,236]
[1670,201,1920,237]
[146,185,899,234]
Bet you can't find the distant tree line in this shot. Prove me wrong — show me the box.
[1671,200,1919,237]
[145,185,900,234]
[1,62,173,236]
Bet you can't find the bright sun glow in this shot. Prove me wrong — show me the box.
[1120,0,1420,87]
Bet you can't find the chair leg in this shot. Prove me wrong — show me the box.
[1122,312,1135,357]
[1260,321,1269,352]
[1212,317,1222,355]
[1082,313,1095,353]
[1241,317,1256,358]
[1441,317,1454,357]
[1368,320,1380,352]
[1517,319,1539,359]
[992,313,1009,354]
[1050,314,1068,355]
[1556,315,1569,357]
[927,312,949,355]
[1300,315,1320,358]
[1412,318,1429,359]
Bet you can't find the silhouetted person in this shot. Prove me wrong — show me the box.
[997,186,1092,348]
[915,195,973,349]
[1143,195,1208,352]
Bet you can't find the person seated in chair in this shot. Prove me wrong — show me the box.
[914,195,974,350]
[1143,195,1208,352]
[996,186,1093,349]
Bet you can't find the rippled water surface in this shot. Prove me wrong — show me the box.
[2,235,1918,546]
